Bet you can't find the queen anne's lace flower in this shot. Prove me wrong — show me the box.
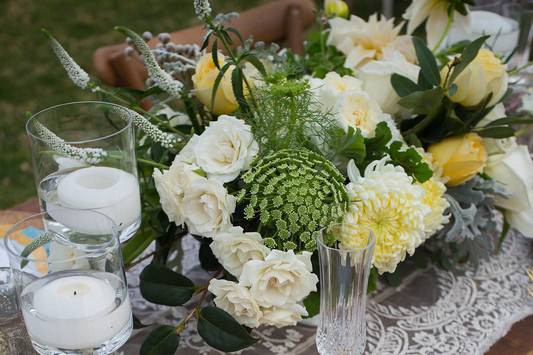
[342,158,430,274]
[45,31,90,89]
[33,122,106,164]
[110,106,177,148]
[116,27,183,96]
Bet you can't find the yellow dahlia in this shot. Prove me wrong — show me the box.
[342,159,430,274]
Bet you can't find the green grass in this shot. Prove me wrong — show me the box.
[0,0,264,209]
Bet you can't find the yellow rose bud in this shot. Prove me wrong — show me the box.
[192,52,238,115]
[325,0,349,18]
[428,133,487,186]
[442,48,508,107]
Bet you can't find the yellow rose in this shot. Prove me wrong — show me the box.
[325,0,349,18]
[442,48,508,107]
[428,133,487,186]
[192,52,238,115]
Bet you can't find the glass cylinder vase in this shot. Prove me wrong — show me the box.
[316,224,375,355]
[3,208,132,355]
[26,101,141,242]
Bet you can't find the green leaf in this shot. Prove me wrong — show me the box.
[412,37,440,86]
[227,27,245,45]
[331,126,366,163]
[303,291,320,318]
[140,264,195,306]
[389,141,433,182]
[391,73,419,97]
[475,126,516,138]
[367,267,378,293]
[197,306,257,352]
[398,87,444,115]
[243,54,267,77]
[123,228,157,265]
[211,41,220,70]
[201,31,213,51]
[199,238,222,271]
[20,232,54,269]
[140,325,179,355]
[412,249,430,269]
[210,62,232,111]
[447,35,490,86]
[231,67,249,112]
[485,116,533,127]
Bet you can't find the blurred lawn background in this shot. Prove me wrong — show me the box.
[0,0,398,208]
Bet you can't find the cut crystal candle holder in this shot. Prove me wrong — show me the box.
[315,224,375,355]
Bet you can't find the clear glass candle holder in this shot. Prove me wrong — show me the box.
[4,208,133,355]
[26,101,141,243]
[316,224,375,355]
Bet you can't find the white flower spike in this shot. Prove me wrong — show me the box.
[42,29,90,89]
[194,0,212,21]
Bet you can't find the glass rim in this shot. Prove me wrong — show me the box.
[317,223,376,252]
[3,208,119,264]
[25,101,133,145]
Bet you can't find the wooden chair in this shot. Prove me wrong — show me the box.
[93,0,315,90]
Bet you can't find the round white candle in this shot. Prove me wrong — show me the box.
[21,273,132,350]
[49,166,141,235]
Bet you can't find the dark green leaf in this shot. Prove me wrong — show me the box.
[412,249,430,269]
[243,54,267,77]
[367,267,378,293]
[391,73,419,97]
[485,116,533,127]
[448,35,490,86]
[210,62,232,111]
[140,325,179,355]
[211,41,220,69]
[199,239,222,271]
[123,229,157,265]
[389,141,433,182]
[475,126,516,138]
[398,87,444,114]
[231,67,249,112]
[197,306,257,352]
[140,264,195,306]
[331,126,366,163]
[413,37,440,86]
[20,232,54,269]
[385,262,411,287]
[201,31,213,51]
[303,291,320,318]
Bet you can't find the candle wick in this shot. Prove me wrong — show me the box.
[74,291,77,296]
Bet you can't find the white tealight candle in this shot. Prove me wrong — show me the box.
[49,166,141,235]
[21,273,132,350]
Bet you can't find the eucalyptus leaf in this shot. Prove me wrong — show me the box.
[447,35,489,86]
[140,325,179,355]
[140,263,195,306]
[391,73,419,97]
[485,116,533,127]
[197,306,257,352]
[412,37,440,86]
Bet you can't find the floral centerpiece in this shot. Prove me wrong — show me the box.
[36,0,533,352]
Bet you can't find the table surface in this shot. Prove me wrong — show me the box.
[3,199,533,355]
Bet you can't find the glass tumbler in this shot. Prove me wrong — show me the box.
[316,224,375,355]
[26,101,141,242]
[4,208,133,355]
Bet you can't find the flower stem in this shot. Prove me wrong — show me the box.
[432,13,454,53]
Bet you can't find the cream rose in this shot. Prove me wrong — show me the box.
[260,303,309,328]
[505,209,533,239]
[208,279,263,328]
[239,250,318,308]
[153,160,203,225]
[442,48,508,107]
[210,227,270,277]
[181,115,258,183]
[193,52,238,115]
[182,178,236,237]
[359,51,421,115]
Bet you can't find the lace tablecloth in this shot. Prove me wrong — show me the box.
[119,231,533,355]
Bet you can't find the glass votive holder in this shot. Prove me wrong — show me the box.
[26,101,141,242]
[3,208,132,355]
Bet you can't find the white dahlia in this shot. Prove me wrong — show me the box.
[342,159,430,274]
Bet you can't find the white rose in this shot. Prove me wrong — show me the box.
[239,250,318,307]
[309,72,363,114]
[208,279,263,328]
[182,178,236,237]
[359,51,421,115]
[153,160,203,225]
[260,303,308,328]
[210,227,270,277]
[505,209,533,239]
[484,145,533,213]
[181,115,258,183]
